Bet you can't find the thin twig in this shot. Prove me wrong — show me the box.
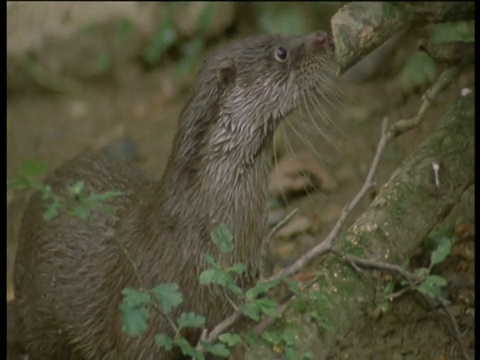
[387,66,460,139]
[334,250,414,280]
[253,296,296,335]
[438,297,471,360]
[200,311,243,344]
[271,117,389,280]
[197,117,390,345]
[259,208,299,280]
[336,252,471,360]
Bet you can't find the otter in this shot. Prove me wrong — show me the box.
[11,31,336,359]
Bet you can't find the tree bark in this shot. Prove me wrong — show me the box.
[319,90,473,352]
[247,89,474,358]
[332,2,475,73]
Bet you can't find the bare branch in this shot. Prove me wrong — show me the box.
[388,66,460,139]
[196,117,390,346]
[332,2,475,74]
[253,296,296,335]
[259,208,299,280]
[271,117,389,280]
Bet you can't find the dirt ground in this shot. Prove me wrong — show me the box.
[7,24,474,360]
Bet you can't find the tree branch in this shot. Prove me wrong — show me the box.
[332,2,475,74]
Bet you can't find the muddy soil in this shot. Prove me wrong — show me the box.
[7,30,474,359]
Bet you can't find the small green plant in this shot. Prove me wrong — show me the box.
[142,3,214,78]
[120,224,315,359]
[8,159,123,221]
[81,18,136,74]
[430,21,475,45]
[411,229,455,299]
[380,228,456,312]
[397,51,438,89]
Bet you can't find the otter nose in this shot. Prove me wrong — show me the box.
[314,31,328,45]
[309,31,333,52]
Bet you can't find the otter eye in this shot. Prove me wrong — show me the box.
[274,47,288,62]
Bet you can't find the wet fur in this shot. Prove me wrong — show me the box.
[12,32,335,359]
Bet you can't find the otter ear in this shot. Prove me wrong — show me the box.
[217,61,236,88]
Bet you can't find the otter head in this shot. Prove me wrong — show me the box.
[172,31,336,173]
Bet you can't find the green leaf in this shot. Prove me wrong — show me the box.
[177,337,204,360]
[142,22,177,66]
[218,332,242,347]
[245,330,260,347]
[119,302,150,337]
[310,290,328,302]
[203,254,219,267]
[310,310,334,333]
[282,277,301,295]
[414,267,428,278]
[257,298,277,317]
[401,258,410,269]
[397,51,437,88]
[262,331,280,345]
[428,227,455,244]
[81,22,96,37]
[20,159,47,177]
[97,51,113,73]
[118,18,134,43]
[41,185,53,198]
[303,351,314,360]
[280,330,297,346]
[87,190,123,203]
[121,288,152,306]
[225,281,244,297]
[229,263,246,275]
[200,341,230,358]
[198,3,214,34]
[383,280,395,298]
[7,175,33,188]
[292,298,309,313]
[240,302,261,321]
[285,347,301,360]
[211,224,234,253]
[181,37,205,59]
[417,275,448,299]
[430,22,475,45]
[199,268,225,285]
[430,241,452,268]
[43,206,59,221]
[199,269,243,296]
[379,300,390,314]
[150,283,183,314]
[245,279,281,301]
[177,312,206,330]
[72,205,92,220]
[68,181,85,196]
[43,199,61,221]
[155,333,174,351]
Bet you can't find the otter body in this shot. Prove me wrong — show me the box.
[12,32,335,359]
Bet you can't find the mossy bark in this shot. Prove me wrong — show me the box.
[248,90,474,358]
[332,2,475,73]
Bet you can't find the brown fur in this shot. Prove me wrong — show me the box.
[12,32,335,359]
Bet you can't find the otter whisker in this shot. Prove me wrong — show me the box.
[300,91,338,148]
[308,87,346,138]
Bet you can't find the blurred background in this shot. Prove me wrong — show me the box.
[7,2,474,359]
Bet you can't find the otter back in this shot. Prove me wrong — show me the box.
[12,31,336,359]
